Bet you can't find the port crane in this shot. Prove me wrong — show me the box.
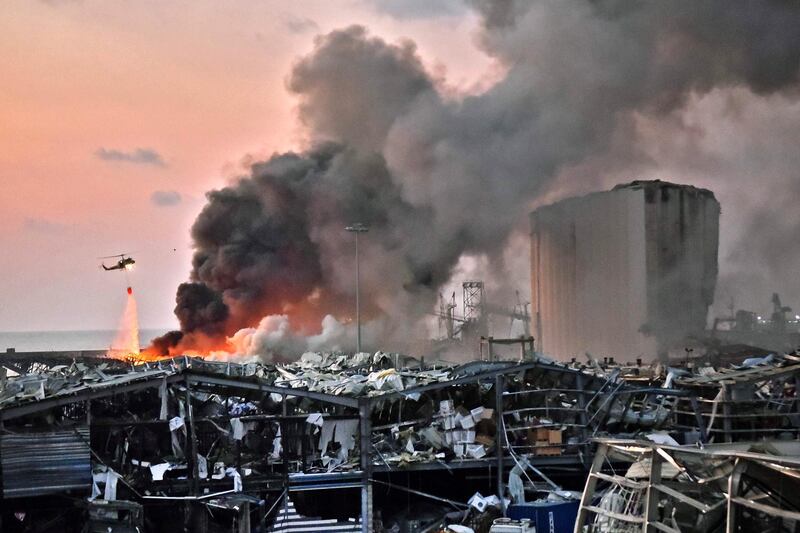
[436,283,531,340]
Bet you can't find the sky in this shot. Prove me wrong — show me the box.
[0,0,490,331]
[2,1,798,338]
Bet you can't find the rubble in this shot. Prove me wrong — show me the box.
[575,438,800,532]
[0,348,796,531]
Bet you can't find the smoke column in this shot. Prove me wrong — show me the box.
[152,1,800,358]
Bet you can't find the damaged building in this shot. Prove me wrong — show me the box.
[530,180,720,362]
[0,350,606,532]
[575,438,800,532]
[0,344,797,532]
[2,180,797,532]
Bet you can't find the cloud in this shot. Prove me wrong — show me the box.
[151,190,182,207]
[38,0,81,6]
[285,15,319,34]
[95,147,166,167]
[23,217,68,234]
[369,0,466,19]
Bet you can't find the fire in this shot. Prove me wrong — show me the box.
[139,331,235,361]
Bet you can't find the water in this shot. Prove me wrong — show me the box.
[0,329,170,352]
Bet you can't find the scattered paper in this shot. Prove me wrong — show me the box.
[231,418,245,440]
[197,454,208,479]
[149,463,171,481]
[306,413,324,427]
[169,416,185,432]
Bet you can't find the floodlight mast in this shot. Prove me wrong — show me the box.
[345,223,369,353]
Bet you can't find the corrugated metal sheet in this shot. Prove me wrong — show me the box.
[269,497,360,532]
[1,427,91,498]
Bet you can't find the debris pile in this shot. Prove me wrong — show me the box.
[0,348,796,531]
[575,438,800,532]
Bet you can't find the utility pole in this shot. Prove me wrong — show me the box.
[345,223,369,353]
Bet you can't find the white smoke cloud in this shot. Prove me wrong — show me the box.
[226,314,389,361]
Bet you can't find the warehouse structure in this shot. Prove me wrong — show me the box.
[2,346,798,531]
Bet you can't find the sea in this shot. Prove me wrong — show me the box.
[0,329,170,353]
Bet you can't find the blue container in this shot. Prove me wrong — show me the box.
[507,500,579,533]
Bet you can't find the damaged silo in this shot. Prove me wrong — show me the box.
[530,180,720,361]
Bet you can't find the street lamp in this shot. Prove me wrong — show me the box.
[345,223,369,353]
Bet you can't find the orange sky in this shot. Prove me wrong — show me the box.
[0,0,492,331]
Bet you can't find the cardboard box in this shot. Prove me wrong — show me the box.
[439,400,454,416]
[535,445,562,456]
[527,428,550,444]
[548,429,563,444]
[458,413,476,430]
[475,434,494,447]
[470,406,484,420]
[466,444,486,459]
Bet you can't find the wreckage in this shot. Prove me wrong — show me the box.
[575,438,800,532]
[0,348,797,532]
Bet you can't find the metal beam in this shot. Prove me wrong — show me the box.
[727,458,743,533]
[0,372,182,421]
[575,442,609,530]
[495,374,505,509]
[369,361,552,405]
[730,496,800,522]
[185,377,201,496]
[606,387,694,397]
[185,372,359,408]
[644,449,663,532]
[689,396,708,443]
[594,438,800,468]
[0,362,27,376]
[359,398,373,533]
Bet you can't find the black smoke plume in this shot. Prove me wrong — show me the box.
[152,1,800,355]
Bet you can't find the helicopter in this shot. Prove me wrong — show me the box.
[100,253,136,271]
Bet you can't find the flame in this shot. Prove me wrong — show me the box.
[139,331,234,361]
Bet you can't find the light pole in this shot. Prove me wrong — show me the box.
[345,223,369,353]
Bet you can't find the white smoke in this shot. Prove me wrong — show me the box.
[226,314,388,361]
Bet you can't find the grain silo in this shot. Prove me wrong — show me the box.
[530,180,720,361]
